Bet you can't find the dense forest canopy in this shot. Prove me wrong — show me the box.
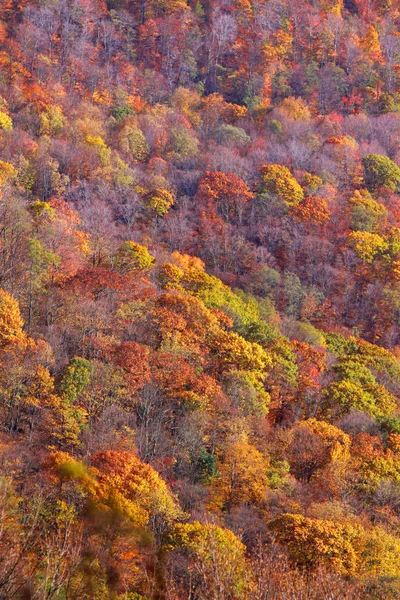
[4,0,400,597]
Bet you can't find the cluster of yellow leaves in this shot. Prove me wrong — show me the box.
[172,87,202,127]
[155,252,274,378]
[301,419,351,462]
[270,513,361,573]
[0,110,12,131]
[277,97,311,121]
[360,25,383,62]
[320,0,343,15]
[349,189,386,213]
[210,329,271,373]
[114,241,155,274]
[223,369,270,416]
[211,437,270,509]
[92,89,113,106]
[169,521,249,599]
[85,135,111,166]
[262,29,293,64]
[348,230,389,263]
[145,188,175,216]
[270,513,400,578]
[50,449,183,529]
[126,127,150,161]
[351,433,400,488]
[325,377,396,417]
[302,172,323,192]
[0,159,17,186]
[287,419,351,484]
[349,188,387,231]
[39,105,64,135]
[0,290,26,349]
[261,164,304,206]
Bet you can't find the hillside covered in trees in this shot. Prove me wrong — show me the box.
[5,0,400,597]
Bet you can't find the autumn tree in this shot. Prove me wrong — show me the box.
[269,514,362,573]
[287,419,350,483]
[197,170,253,225]
[362,154,400,192]
[166,521,250,599]
[114,241,155,274]
[260,165,304,207]
[211,437,270,509]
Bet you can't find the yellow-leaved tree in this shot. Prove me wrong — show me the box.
[260,164,304,206]
[287,419,351,484]
[210,437,270,509]
[0,289,26,349]
[167,521,250,599]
